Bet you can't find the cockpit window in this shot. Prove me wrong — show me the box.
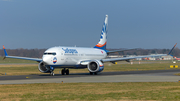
[52,53,56,55]
[43,52,56,55]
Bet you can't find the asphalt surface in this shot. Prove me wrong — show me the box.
[0,69,180,84]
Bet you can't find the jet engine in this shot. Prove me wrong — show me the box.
[38,61,50,73]
[87,60,104,73]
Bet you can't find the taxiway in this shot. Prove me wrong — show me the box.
[0,69,180,84]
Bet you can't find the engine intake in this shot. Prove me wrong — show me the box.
[38,61,50,73]
[87,60,104,73]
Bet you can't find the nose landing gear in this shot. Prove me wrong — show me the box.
[50,72,54,76]
[50,66,55,76]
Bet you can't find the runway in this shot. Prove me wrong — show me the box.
[0,69,180,84]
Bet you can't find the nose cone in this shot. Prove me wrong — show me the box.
[42,55,51,65]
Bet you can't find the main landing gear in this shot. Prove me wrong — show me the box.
[61,68,69,75]
[49,68,69,76]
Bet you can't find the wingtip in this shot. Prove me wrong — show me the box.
[168,43,177,55]
[3,45,8,56]
[3,45,5,49]
[174,43,177,47]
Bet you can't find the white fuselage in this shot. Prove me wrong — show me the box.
[42,46,107,67]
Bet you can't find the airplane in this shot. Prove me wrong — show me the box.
[3,15,177,76]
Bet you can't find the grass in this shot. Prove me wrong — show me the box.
[174,73,180,76]
[104,61,179,71]
[1,58,180,100]
[0,82,180,100]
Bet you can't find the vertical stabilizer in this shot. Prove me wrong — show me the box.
[94,15,108,50]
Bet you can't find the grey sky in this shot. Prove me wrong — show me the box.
[0,0,180,49]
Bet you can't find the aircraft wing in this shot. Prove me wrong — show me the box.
[3,45,42,62]
[102,43,177,63]
[4,56,42,62]
[101,54,167,63]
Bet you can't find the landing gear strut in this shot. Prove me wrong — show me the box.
[61,68,69,75]
[50,66,54,76]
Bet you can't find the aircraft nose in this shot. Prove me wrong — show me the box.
[42,56,51,64]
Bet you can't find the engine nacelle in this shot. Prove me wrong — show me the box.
[38,61,50,73]
[87,60,104,73]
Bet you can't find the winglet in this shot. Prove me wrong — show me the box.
[3,45,8,57]
[168,43,177,55]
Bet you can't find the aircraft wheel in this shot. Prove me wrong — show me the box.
[50,72,54,76]
[61,69,65,75]
[66,69,69,75]
[94,72,97,75]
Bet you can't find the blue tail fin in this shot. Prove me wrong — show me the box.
[94,15,108,50]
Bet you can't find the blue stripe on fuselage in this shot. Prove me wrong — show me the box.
[47,65,87,69]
